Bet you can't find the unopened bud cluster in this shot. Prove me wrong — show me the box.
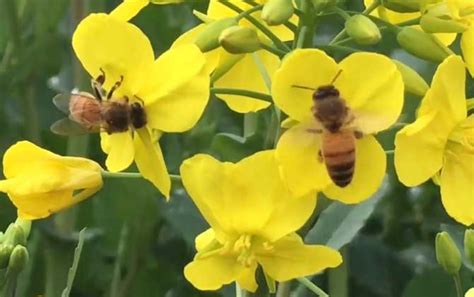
[435,230,474,276]
[0,220,30,274]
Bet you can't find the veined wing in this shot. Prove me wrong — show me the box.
[50,118,101,136]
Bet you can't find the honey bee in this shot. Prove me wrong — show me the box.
[293,70,362,187]
[51,70,147,136]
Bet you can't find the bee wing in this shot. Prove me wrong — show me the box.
[50,118,101,136]
[52,94,72,114]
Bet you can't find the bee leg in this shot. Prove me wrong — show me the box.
[354,130,363,139]
[107,75,124,100]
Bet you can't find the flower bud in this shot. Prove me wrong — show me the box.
[435,231,462,275]
[261,0,294,26]
[393,60,429,96]
[8,245,28,273]
[383,0,420,12]
[420,14,469,33]
[311,0,336,11]
[345,15,381,45]
[466,288,474,297]
[0,244,13,269]
[195,17,238,52]
[3,224,27,247]
[218,26,261,54]
[464,229,474,266]
[396,27,450,62]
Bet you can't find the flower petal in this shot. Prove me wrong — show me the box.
[336,52,404,134]
[8,190,74,220]
[461,26,474,77]
[134,128,171,198]
[440,144,474,226]
[323,135,386,204]
[109,0,148,22]
[257,234,342,281]
[138,44,206,104]
[184,256,253,291]
[272,49,338,122]
[72,14,154,95]
[276,122,332,197]
[144,66,210,132]
[102,131,135,172]
[214,51,276,113]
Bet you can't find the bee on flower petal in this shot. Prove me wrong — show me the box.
[293,70,363,187]
[51,69,147,136]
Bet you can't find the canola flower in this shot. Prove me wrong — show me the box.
[273,49,404,203]
[395,55,474,226]
[0,141,102,220]
[180,150,342,291]
[72,13,210,198]
[109,0,184,22]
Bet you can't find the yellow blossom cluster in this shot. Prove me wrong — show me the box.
[0,0,472,293]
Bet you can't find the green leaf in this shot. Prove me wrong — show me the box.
[61,228,86,297]
[305,189,383,249]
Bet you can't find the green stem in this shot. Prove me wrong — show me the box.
[294,0,316,49]
[218,0,290,51]
[101,171,182,182]
[260,42,287,57]
[315,44,359,53]
[362,0,380,15]
[236,4,263,21]
[297,277,329,297]
[329,247,348,297]
[276,282,291,297]
[453,273,463,297]
[211,87,272,102]
[329,29,347,45]
[332,6,351,20]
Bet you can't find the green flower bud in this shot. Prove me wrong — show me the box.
[396,27,450,62]
[0,244,13,269]
[383,0,420,12]
[3,224,26,247]
[219,26,261,54]
[345,15,381,45]
[261,0,294,26]
[420,14,469,33]
[436,231,462,275]
[311,0,336,11]
[195,17,239,52]
[464,229,474,266]
[8,245,28,273]
[393,60,429,96]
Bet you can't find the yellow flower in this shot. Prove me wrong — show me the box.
[172,0,297,114]
[180,150,342,291]
[0,141,103,220]
[273,49,404,203]
[110,0,183,21]
[395,55,474,226]
[72,14,210,198]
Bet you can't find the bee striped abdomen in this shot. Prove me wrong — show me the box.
[321,131,356,187]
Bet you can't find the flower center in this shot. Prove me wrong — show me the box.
[447,118,474,153]
[233,234,256,267]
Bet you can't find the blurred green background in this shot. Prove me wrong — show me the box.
[0,0,473,296]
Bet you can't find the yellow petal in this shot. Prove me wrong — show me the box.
[214,50,276,113]
[236,263,259,292]
[195,228,218,251]
[336,52,404,134]
[461,26,474,77]
[184,256,253,291]
[180,154,232,239]
[323,135,386,204]
[435,32,457,46]
[109,0,148,22]
[171,24,220,74]
[138,44,206,104]
[72,14,154,96]
[466,288,474,297]
[272,49,338,122]
[395,55,467,186]
[276,122,332,197]
[102,131,135,172]
[134,128,171,198]
[10,191,74,220]
[257,234,342,281]
[440,143,474,226]
[144,67,210,132]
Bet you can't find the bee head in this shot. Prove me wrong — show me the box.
[313,85,340,101]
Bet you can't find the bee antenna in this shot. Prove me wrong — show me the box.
[330,69,343,85]
[292,85,316,91]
